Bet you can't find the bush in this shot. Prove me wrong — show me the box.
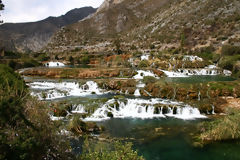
[222,45,240,56]
[0,64,72,159]
[81,55,90,64]
[22,58,40,68]
[199,108,240,141]
[138,60,150,68]
[80,139,144,160]
[143,76,157,85]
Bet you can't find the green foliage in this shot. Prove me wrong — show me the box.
[219,55,240,71]
[68,115,87,135]
[200,108,240,141]
[132,51,142,58]
[22,58,40,68]
[0,64,72,159]
[107,112,113,118]
[150,44,155,49]
[221,45,240,56]
[143,76,157,85]
[81,55,90,64]
[0,64,27,126]
[36,53,50,61]
[138,60,150,68]
[80,139,144,160]
[0,0,3,10]
[197,46,215,60]
[69,56,74,65]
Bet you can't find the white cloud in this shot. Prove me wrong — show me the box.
[1,0,104,23]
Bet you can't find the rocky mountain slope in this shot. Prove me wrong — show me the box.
[47,0,240,54]
[0,7,96,53]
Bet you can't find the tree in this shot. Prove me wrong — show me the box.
[0,0,3,10]
[0,64,72,159]
[0,0,4,23]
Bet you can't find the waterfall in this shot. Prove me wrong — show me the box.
[28,81,106,100]
[211,105,215,115]
[198,91,201,101]
[72,104,86,114]
[84,98,207,121]
[134,89,141,97]
[160,64,232,77]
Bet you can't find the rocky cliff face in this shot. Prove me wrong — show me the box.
[47,0,240,54]
[0,7,96,53]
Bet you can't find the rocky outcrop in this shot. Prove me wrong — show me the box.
[47,0,240,54]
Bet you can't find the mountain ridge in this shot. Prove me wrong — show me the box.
[47,0,240,55]
[0,6,97,53]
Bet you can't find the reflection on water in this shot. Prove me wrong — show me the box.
[98,118,240,160]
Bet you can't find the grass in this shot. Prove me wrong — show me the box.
[199,108,240,141]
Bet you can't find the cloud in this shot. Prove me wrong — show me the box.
[1,0,104,23]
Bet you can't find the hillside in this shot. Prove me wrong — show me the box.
[0,7,96,53]
[47,0,240,54]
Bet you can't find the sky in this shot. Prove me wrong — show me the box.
[0,0,104,23]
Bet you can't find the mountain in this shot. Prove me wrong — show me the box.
[0,7,97,53]
[47,0,240,54]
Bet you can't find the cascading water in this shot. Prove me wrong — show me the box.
[84,98,206,121]
[211,105,215,115]
[161,65,232,77]
[72,104,86,114]
[28,81,105,100]
[134,89,141,97]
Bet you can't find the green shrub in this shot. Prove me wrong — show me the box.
[80,139,144,160]
[221,45,240,56]
[0,64,72,159]
[22,58,40,68]
[138,60,150,68]
[200,108,240,141]
[81,55,90,64]
[143,76,157,84]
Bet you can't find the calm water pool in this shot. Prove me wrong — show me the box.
[98,118,240,160]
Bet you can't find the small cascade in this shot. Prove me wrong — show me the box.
[134,89,141,97]
[28,81,105,100]
[85,98,207,121]
[161,64,232,77]
[133,70,158,79]
[198,91,201,101]
[72,104,86,114]
[44,61,65,67]
[211,105,215,115]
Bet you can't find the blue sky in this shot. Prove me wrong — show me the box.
[1,0,104,23]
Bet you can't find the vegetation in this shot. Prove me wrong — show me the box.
[200,108,240,141]
[143,76,157,85]
[221,45,240,56]
[138,60,150,68]
[0,64,72,159]
[79,139,144,160]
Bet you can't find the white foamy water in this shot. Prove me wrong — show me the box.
[134,89,141,97]
[133,70,158,79]
[183,55,203,62]
[141,54,150,61]
[71,104,87,114]
[161,65,232,77]
[84,98,206,121]
[28,81,105,100]
[44,61,65,67]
